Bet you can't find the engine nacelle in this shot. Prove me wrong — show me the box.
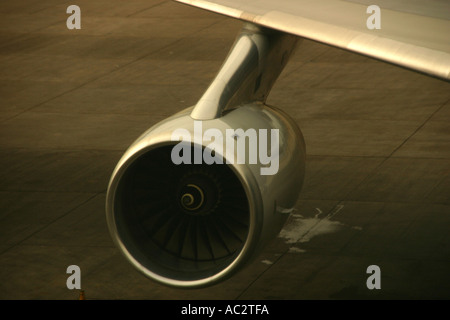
[105,103,305,288]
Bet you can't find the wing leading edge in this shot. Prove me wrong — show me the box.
[175,0,450,81]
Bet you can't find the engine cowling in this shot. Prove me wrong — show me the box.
[105,102,305,288]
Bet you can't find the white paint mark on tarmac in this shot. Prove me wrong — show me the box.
[279,215,344,244]
[315,208,323,218]
[278,205,362,252]
[261,260,273,265]
[289,247,306,253]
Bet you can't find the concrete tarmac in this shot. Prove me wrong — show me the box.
[1,0,449,300]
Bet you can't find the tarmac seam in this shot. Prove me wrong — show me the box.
[0,192,101,256]
[1,17,225,124]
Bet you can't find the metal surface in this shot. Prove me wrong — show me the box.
[106,103,305,288]
[191,24,298,120]
[176,0,450,80]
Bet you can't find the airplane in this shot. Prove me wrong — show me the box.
[105,0,450,289]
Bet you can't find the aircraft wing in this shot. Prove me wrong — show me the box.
[175,0,450,81]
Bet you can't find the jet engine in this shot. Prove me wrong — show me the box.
[106,24,306,288]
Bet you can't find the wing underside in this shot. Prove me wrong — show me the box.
[175,0,450,81]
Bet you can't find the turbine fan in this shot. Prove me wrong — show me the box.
[114,145,250,275]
